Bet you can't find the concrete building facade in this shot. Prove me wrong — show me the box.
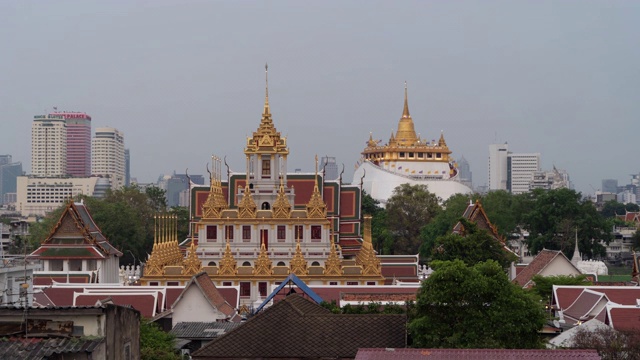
[31,115,67,177]
[507,153,541,194]
[92,127,125,190]
[0,156,22,205]
[16,176,99,216]
[488,143,509,191]
[58,112,92,177]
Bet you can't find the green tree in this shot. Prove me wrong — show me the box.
[386,184,441,255]
[420,193,476,258]
[601,200,640,218]
[361,191,392,254]
[529,274,591,302]
[408,260,545,349]
[481,190,526,238]
[140,319,180,360]
[430,219,517,268]
[522,188,610,258]
[572,326,640,360]
[146,185,168,211]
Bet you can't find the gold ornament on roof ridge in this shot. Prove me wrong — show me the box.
[238,184,257,219]
[289,240,308,276]
[182,238,202,276]
[323,238,343,276]
[273,176,292,219]
[218,239,237,276]
[356,215,381,276]
[253,241,273,276]
[202,156,228,219]
[306,155,326,219]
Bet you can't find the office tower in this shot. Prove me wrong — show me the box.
[320,156,339,181]
[0,156,23,205]
[31,114,67,177]
[488,143,509,191]
[457,156,472,189]
[124,148,130,187]
[53,112,92,177]
[507,153,541,195]
[92,127,125,190]
[602,179,618,194]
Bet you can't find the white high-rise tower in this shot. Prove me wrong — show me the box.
[31,114,67,177]
[488,143,509,191]
[92,127,125,190]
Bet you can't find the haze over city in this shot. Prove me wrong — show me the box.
[2,0,639,194]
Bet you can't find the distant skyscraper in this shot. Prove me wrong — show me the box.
[320,156,339,181]
[52,112,92,177]
[456,156,472,189]
[31,114,67,177]
[507,153,540,195]
[488,143,509,191]
[0,155,22,205]
[92,127,125,190]
[602,179,618,194]
[124,149,130,187]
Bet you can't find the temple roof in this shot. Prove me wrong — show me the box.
[395,83,418,146]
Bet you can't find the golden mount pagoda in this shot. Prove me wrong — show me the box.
[352,83,472,203]
[141,66,384,304]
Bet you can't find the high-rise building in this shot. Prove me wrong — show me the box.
[320,156,339,181]
[0,155,23,205]
[457,156,472,189]
[92,127,125,190]
[31,114,67,177]
[53,112,92,177]
[488,143,509,191]
[124,148,131,187]
[602,179,619,194]
[507,153,540,195]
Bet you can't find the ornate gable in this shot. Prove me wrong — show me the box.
[202,156,228,220]
[218,240,237,276]
[290,241,308,276]
[323,239,343,276]
[273,179,292,219]
[355,215,381,276]
[253,242,273,276]
[238,185,257,219]
[306,156,326,219]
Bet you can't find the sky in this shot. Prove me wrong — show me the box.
[1,0,639,195]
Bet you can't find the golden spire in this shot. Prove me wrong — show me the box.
[183,240,202,276]
[356,215,381,276]
[253,240,273,276]
[273,176,292,218]
[289,240,308,276]
[367,132,377,148]
[402,81,410,118]
[395,82,418,146]
[218,239,237,276]
[438,130,447,147]
[323,238,343,276]
[306,155,326,219]
[202,156,228,219]
[238,184,257,218]
[388,130,397,146]
[263,63,270,116]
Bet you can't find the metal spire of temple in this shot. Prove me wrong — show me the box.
[263,63,271,116]
[402,81,410,119]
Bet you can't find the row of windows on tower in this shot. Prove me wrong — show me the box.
[205,225,322,242]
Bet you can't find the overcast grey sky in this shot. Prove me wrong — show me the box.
[1,0,639,195]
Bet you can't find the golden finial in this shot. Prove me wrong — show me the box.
[356,215,382,276]
[402,81,410,119]
[306,155,327,218]
[218,239,237,276]
[273,175,292,218]
[263,63,270,116]
[289,240,308,276]
[323,238,343,276]
[253,240,273,276]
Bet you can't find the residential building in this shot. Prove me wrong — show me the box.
[92,127,125,190]
[0,156,22,205]
[29,199,122,284]
[529,167,572,191]
[0,256,39,307]
[488,143,509,191]
[54,111,92,177]
[15,176,100,216]
[31,114,67,177]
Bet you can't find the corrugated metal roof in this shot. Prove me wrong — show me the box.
[170,322,242,339]
[0,337,104,360]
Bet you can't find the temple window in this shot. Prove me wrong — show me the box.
[399,152,405,158]
[167,281,179,286]
[206,225,217,241]
[242,226,251,241]
[86,260,97,271]
[427,153,433,159]
[311,225,322,242]
[347,281,358,286]
[242,261,251,267]
[418,153,424,159]
[149,282,159,286]
[436,153,442,159]
[50,259,63,271]
[277,225,286,241]
[366,281,376,286]
[208,261,217,267]
[223,281,232,286]
[311,261,320,266]
[295,225,303,240]
[261,202,270,210]
[259,282,268,297]
[225,225,234,241]
[409,152,414,158]
[329,281,338,286]
[69,259,82,271]
[261,156,271,178]
[240,282,251,297]
[277,261,286,266]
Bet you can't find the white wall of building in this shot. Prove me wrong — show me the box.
[92,127,125,191]
[488,143,509,191]
[31,115,67,177]
[508,153,540,195]
[16,176,99,216]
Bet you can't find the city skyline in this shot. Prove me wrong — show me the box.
[2,1,639,195]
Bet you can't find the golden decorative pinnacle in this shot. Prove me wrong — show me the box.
[289,240,308,276]
[323,238,343,276]
[273,176,292,219]
[218,240,237,276]
[253,240,273,276]
[306,155,327,219]
[402,81,410,119]
[356,215,381,276]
